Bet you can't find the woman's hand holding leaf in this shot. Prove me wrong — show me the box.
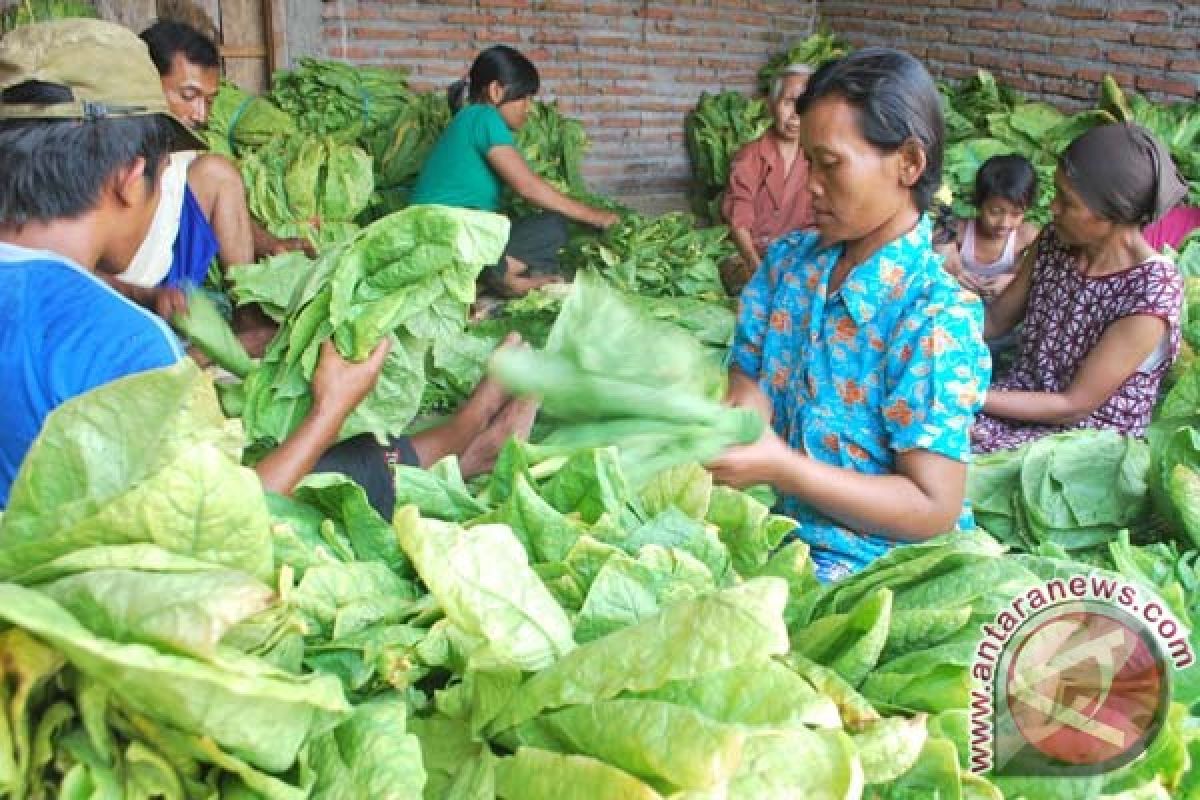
[707,424,788,490]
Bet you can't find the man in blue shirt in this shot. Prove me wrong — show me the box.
[0,19,389,507]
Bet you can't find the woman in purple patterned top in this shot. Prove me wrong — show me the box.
[973,124,1188,453]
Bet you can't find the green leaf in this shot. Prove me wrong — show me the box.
[308,697,426,799]
[0,583,348,773]
[0,361,273,582]
[395,507,576,672]
[487,578,789,734]
[38,568,273,660]
[628,659,841,729]
[495,747,663,800]
[503,698,743,791]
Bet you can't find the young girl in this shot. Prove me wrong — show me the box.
[411,46,618,297]
[709,49,991,582]
[947,154,1040,302]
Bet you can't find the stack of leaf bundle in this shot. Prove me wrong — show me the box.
[490,271,758,486]
[198,81,297,158]
[228,205,510,452]
[0,361,417,799]
[364,91,453,221]
[756,28,851,95]
[789,532,1200,799]
[240,133,374,249]
[503,101,590,220]
[560,211,734,301]
[937,72,1200,226]
[1147,375,1200,553]
[939,71,1120,224]
[388,439,951,798]
[6,348,1200,797]
[685,91,770,223]
[269,58,411,140]
[0,0,96,33]
[966,429,1154,559]
[418,276,737,419]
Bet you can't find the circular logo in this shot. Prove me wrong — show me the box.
[1002,604,1168,771]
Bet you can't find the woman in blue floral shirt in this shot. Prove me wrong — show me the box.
[709,49,992,582]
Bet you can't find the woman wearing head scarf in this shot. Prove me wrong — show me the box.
[972,124,1188,453]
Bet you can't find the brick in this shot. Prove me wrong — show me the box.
[635,7,674,20]
[1171,58,1200,73]
[1023,58,1075,79]
[443,12,497,25]
[423,29,471,42]
[326,45,378,60]
[1110,9,1170,25]
[1133,31,1196,49]
[1073,26,1132,43]
[1106,49,1169,69]
[532,31,577,45]
[970,17,1018,31]
[971,51,1013,70]
[1051,4,1106,21]
[1136,75,1199,98]
[477,0,530,8]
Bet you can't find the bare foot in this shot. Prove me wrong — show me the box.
[459,395,540,478]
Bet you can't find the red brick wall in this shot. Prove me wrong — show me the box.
[821,0,1199,108]
[312,0,816,201]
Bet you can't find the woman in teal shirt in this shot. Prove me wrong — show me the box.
[412,46,618,296]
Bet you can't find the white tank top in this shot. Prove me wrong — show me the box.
[961,218,1019,279]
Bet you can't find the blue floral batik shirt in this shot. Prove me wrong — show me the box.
[731,216,991,582]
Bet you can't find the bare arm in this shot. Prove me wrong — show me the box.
[254,339,390,495]
[725,367,773,424]
[187,154,255,269]
[982,313,1167,426]
[487,145,618,229]
[984,232,1039,339]
[730,227,761,270]
[708,429,967,540]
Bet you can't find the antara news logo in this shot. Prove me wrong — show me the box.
[969,572,1194,777]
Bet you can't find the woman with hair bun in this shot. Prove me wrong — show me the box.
[709,48,991,582]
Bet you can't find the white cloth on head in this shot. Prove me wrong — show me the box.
[118,151,199,288]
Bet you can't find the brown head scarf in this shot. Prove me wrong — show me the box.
[1059,123,1188,226]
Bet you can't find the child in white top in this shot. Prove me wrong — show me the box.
[945,154,1040,302]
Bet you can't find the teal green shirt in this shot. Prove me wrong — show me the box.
[411,104,516,211]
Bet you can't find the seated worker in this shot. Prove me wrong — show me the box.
[708,49,991,582]
[117,20,311,329]
[720,64,814,295]
[973,124,1187,454]
[0,19,534,514]
[411,45,619,297]
[944,154,1040,302]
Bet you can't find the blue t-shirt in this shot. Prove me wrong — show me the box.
[0,243,184,506]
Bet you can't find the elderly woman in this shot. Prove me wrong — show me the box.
[720,64,815,294]
[709,49,991,582]
[973,124,1187,453]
